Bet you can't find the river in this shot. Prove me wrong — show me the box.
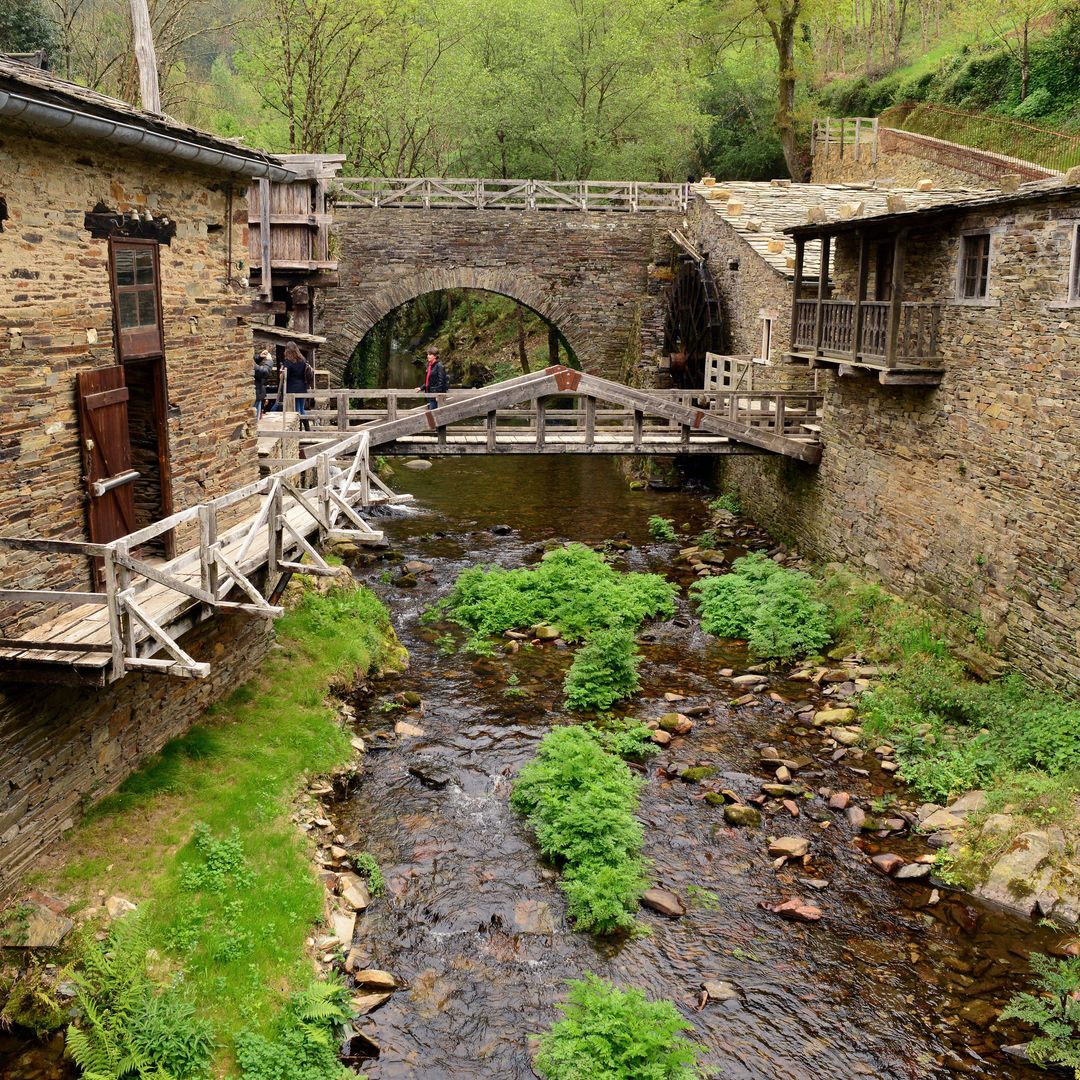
[333,454,1054,1080]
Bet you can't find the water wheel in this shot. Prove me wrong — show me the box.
[663,255,723,388]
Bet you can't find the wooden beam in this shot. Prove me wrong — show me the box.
[852,231,868,363]
[129,0,161,113]
[813,236,830,354]
[886,230,907,369]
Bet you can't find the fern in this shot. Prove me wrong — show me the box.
[1000,953,1080,1071]
[563,629,641,711]
[647,516,678,542]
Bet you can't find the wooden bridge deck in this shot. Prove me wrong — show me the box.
[258,367,824,465]
[0,431,404,686]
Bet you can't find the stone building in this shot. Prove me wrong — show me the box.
[0,57,295,893]
[711,176,1080,687]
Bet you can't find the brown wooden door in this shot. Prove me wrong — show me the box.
[77,367,137,545]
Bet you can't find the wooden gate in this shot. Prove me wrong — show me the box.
[77,367,137,554]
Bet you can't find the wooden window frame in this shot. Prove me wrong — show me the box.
[109,238,164,360]
[1070,223,1080,305]
[956,231,992,302]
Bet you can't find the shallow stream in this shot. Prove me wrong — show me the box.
[336,455,1055,1080]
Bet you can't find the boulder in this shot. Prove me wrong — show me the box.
[533,624,561,641]
[871,853,904,876]
[641,888,686,917]
[830,727,861,746]
[813,707,855,727]
[354,969,399,990]
[947,790,988,816]
[351,992,393,1016]
[105,896,137,920]
[894,863,931,881]
[658,712,690,733]
[768,836,809,859]
[975,830,1055,917]
[339,874,372,911]
[920,808,963,833]
[702,980,739,1003]
[395,720,426,738]
[766,898,822,922]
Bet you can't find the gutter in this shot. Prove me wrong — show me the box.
[0,88,296,183]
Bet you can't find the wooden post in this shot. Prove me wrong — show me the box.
[198,504,218,606]
[854,118,862,162]
[852,230,868,362]
[359,437,371,507]
[680,423,690,447]
[584,397,596,447]
[114,542,136,661]
[633,409,643,450]
[102,548,126,681]
[838,117,845,159]
[129,0,161,113]
[774,395,786,434]
[317,454,331,542]
[813,236,831,355]
[387,394,398,422]
[886,231,907,368]
[258,178,272,300]
[486,409,497,451]
[267,481,282,577]
[536,397,546,449]
[791,237,805,349]
[336,393,348,432]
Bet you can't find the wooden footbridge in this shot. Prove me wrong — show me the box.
[259,367,823,465]
[0,368,820,686]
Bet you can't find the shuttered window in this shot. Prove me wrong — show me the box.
[110,239,163,359]
[958,233,991,300]
[1070,223,1080,304]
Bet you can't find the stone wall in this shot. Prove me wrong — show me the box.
[320,207,680,382]
[0,613,274,897]
[812,128,1058,189]
[717,192,1080,688]
[0,126,258,594]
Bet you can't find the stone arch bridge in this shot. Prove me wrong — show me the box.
[318,178,689,382]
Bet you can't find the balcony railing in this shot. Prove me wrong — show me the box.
[792,299,943,367]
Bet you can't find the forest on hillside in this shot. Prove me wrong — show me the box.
[1,0,1078,181]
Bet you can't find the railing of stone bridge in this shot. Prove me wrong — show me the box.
[334,177,690,212]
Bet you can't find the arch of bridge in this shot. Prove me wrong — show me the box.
[333,266,588,371]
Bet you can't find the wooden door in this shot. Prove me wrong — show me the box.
[77,367,137,546]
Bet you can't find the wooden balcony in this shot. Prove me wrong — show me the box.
[791,298,944,382]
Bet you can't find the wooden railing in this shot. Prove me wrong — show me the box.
[792,299,943,366]
[334,177,690,213]
[0,430,397,682]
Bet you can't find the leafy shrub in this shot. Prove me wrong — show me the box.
[1000,953,1080,1072]
[511,727,649,935]
[353,852,385,897]
[708,493,741,516]
[691,553,831,659]
[590,717,661,761]
[535,974,708,1079]
[180,824,253,893]
[647,516,678,542]
[66,916,216,1080]
[564,629,641,711]
[427,543,676,650]
[235,977,354,1080]
[1013,86,1053,120]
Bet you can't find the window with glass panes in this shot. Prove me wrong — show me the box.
[109,239,163,359]
[958,233,991,300]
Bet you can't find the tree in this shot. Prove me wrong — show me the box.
[752,0,808,179]
[0,0,58,55]
[976,0,1062,99]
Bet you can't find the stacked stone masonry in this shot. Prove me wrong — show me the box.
[708,190,1080,688]
[319,207,681,382]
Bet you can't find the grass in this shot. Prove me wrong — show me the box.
[510,726,650,936]
[33,580,402,1074]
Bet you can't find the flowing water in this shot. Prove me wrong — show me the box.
[335,455,1056,1080]
[0,456,1059,1080]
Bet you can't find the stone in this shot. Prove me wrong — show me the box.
[513,899,556,935]
[664,692,686,702]
[813,707,855,727]
[702,979,739,1003]
[7,894,73,948]
[395,720,426,738]
[351,736,366,753]
[731,674,765,687]
[946,790,987,816]
[920,808,963,832]
[774,766,792,783]
[351,992,393,1015]
[768,836,809,859]
[767,898,822,922]
[894,863,931,881]
[828,792,850,810]
[871,853,904,876]
[679,766,717,783]
[396,691,423,707]
[354,969,399,990]
[533,624,561,641]
[915,178,934,191]
[658,712,690,733]
[330,845,349,861]
[846,806,866,829]
[408,762,451,789]
[105,896,137,920]
[641,888,686,917]
[975,830,1054,917]
[830,727,861,746]
[339,874,371,911]
[651,729,672,746]
[404,459,432,470]
[981,812,1016,836]
[404,560,434,573]
[724,805,762,827]
[761,782,800,798]
[333,911,356,945]
[490,524,513,535]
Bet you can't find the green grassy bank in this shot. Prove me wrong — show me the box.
[3,578,403,1076]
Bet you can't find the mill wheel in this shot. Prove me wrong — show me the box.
[663,255,723,388]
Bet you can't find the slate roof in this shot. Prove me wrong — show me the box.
[692,180,979,279]
[0,54,283,174]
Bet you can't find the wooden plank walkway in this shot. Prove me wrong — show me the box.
[0,431,406,686]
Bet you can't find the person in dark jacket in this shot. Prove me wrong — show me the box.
[417,347,449,410]
[270,341,314,430]
[253,349,274,418]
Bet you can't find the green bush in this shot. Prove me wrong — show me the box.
[352,853,385,897]
[1000,953,1080,1073]
[427,543,676,650]
[535,974,709,1079]
[511,727,649,935]
[589,717,661,761]
[564,629,641,711]
[691,553,832,659]
[708,494,741,516]
[235,978,354,1080]
[647,516,678,542]
[66,917,216,1080]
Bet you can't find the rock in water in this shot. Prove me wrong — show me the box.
[404,459,432,470]
[724,805,762,828]
[765,898,822,923]
[641,888,686,917]
[354,969,398,990]
[768,836,809,859]
[871,853,905,876]
[408,762,451,789]
[702,980,739,1003]
[395,720,426,738]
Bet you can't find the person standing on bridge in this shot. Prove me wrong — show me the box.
[253,348,274,419]
[418,347,449,410]
[269,341,314,431]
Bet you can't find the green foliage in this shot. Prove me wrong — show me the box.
[352,853,386,897]
[0,0,58,54]
[1000,953,1080,1072]
[589,717,661,761]
[180,824,253,893]
[66,917,215,1080]
[511,727,649,935]
[430,543,676,650]
[691,553,832,659]
[648,516,678,542]
[234,977,354,1080]
[535,974,709,1079]
[1,967,67,1035]
[708,494,741,516]
[564,629,642,711]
